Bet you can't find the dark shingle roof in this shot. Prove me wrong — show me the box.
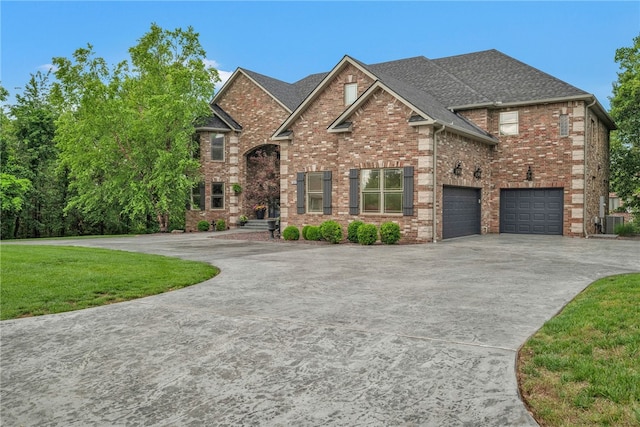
[239,49,603,139]
[432,49,589,106]
[195,104,242,131]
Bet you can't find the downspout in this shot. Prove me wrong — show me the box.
[583,98,597,238]
[433,124,446,243]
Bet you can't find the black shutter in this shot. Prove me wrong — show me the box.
[198,182,205,210]
[323,171,332,215]
[349,169,359,215]
[403,166,414,216]
[297,172,305,214]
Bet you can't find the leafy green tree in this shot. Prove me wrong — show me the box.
[610,34,640,212]
[8,71,68,238]
[51,24,218,232]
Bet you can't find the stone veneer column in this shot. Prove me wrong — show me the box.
[416,126,434,242]
[279,140,289,230]
[570,104,585,235]
[229,135,240,225]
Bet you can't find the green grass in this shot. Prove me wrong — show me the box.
[518,273,640,426]
[0,245,218,320]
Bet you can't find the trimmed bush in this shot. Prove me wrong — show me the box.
[380,222,401,244]
[306,225,322,241]
[302,225,312,240]
[347,220,364,243]
[197,220,210,232]
[282,225,300,241]
[319,220,343,244]
[215,219,226,231]
[357,224,378,245]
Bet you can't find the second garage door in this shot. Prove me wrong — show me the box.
[443,186,481,239]
[500,188,564,235]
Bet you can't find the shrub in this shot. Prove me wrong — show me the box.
[347,220,364,243]
[282,225,300,241]
[357,224,378,245]
[319,220,343,244]
[306,225,322,241]
[215,219,226,231]
[380,222,401,244]
[197,220,210,232]
[302,225,312,240]
[615,222,638,236]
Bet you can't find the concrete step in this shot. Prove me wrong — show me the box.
[242,219,272,230]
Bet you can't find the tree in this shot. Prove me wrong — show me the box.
[51,24,218,232]
[244,147,280,217]
[610,34,640,212]
[8,71,67,238]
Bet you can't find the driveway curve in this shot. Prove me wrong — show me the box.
[2,234,639,426]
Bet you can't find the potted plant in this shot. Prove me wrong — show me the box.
[254,204,267,219]
[238,215,248,226]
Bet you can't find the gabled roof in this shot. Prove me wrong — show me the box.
[274,55,497,143]
[212,68,326,114]
[432,49,589,108]
[195,104,242,132]
[218,49,614,140]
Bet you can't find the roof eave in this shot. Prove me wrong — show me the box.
[451,94,616,130]
[273,55,379,139]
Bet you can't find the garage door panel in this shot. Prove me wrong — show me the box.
[500,188,564,235]
[443,187,481,239]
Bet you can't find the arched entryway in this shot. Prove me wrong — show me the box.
[244,144,280,219]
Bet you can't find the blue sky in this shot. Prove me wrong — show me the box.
[2,1,639,110]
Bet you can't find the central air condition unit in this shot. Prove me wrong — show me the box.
[605,215,624,234]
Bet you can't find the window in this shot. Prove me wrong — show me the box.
[211,182,224,209]
[297,171,332,214]
[499,111,518,135]
[609,196,621,212]
[344,83,357,106]
[211,134,224,161]
[559,114,569,137]
[361,168,403,214]
[306,172,323,213]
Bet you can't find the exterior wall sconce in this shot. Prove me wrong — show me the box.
[453,161,462,176]
[526,165,533,181]
[473,167,482,180]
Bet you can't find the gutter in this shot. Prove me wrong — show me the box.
[433,124,446,243]
[583,97,597,238]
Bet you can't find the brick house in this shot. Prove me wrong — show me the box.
[186,49,615,242]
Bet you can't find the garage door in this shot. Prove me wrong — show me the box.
[500,188,563,235]
[443,186,481,239]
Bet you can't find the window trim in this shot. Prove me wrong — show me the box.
[210,182,225,210]
[210,134,225,161]
[344,83,357,106]
[559,114,569,137]
[360,168,404,215]
[306,172,323,214]
[499,111,519,136]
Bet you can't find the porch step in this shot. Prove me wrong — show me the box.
[242,219,272,230]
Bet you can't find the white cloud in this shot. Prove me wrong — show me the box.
[203,58,233,90]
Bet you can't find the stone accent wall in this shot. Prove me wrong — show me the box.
[185,72,290,232]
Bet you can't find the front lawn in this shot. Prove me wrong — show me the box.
[518,273,640,426]
[0,245,218,320]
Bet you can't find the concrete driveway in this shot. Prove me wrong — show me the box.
[2,234,638,426]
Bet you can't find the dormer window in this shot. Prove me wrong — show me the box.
[344,83,357,106]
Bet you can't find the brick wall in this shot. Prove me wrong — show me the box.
[185,72,290,232]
